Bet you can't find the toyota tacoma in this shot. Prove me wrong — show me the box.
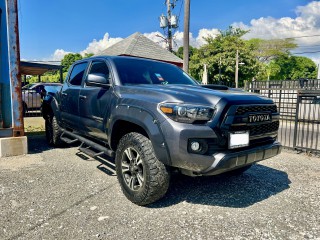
[42,56,282,205]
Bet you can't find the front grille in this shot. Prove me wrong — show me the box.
[236,105,277,115]
[230,121,279,136]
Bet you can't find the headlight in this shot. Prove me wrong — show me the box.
[159,103,215,124]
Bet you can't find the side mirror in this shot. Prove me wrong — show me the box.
[86,73,110,87]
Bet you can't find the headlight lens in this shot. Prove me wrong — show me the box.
[159,103,215,123]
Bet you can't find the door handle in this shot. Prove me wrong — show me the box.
[79,95,87,99]
[62,92,68,96]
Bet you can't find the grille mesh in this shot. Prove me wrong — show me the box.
[231,121,280,136]
[236,105,277,115]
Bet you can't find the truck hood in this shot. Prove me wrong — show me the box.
[117,84,273,106]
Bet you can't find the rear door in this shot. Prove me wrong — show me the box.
[60,61,88,130]
[78,60,113,141]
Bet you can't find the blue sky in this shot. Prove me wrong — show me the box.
[18,0,320,62]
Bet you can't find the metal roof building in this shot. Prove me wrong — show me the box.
[98,32,183,68]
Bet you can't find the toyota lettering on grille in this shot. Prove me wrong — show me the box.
[248,114,271,123]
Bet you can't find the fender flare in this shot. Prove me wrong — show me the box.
[108,104,171,166]
[42,94,61,122]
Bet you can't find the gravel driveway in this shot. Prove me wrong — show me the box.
[0,135,319,240]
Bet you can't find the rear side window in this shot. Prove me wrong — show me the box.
[69,62,88,86]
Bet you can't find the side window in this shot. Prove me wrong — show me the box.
[69,62,88,86]
[88,61,110,78]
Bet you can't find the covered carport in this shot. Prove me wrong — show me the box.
[20,61,63,84]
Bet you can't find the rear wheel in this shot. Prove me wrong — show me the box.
[115,132,170,206]
[45,116,64,147]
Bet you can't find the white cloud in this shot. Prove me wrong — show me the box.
[46,1,320,64]
[143,28,220,50]
[80,33,123,56]
[44,28,223,61]
[143,31,168,49]
[232,1,320,64]
[51,49,72,61]
[195,28,220,47]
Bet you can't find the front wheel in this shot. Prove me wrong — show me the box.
[115,132,170,206]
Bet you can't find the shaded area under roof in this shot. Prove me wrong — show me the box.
[20,61,62,75]
[98,32,183,67]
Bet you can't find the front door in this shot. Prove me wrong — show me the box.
[60,61,88,130]
[78,60,113,141]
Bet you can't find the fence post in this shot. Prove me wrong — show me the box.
[293,94,300,149]
[278,81,283,114]
[244,80,248,91]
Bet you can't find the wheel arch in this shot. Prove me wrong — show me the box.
[109,105,171,166]
[42,95,61,122]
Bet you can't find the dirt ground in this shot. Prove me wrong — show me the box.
[0,135,319,240]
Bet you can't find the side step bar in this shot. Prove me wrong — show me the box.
[61,130,115,158]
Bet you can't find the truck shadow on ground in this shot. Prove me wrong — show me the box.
[149,165,291,208]
[27,135,290,209]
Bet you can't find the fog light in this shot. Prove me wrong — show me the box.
[190,141,201,152]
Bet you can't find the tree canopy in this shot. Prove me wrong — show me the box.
[176,26,317,85]
[188,26,260,86]
[246,38,297,63]
[61,53,83,72]
[272,55,317,80]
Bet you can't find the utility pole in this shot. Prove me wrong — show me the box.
[183,0,190,72]
[167,0,173,52]
[159,0,178,53]
[235,49,239,88]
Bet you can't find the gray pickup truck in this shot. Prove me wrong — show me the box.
[42,56,281,205]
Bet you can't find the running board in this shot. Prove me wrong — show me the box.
[61,130,115,158]
[79,146,104,158]
[60,133,79,144]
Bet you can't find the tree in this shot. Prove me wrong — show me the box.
[175,46,197,61]
[83,53,94,58]
[61,53,83,72]
[272,55,317,80]
[189,26,260,86]
[246,38,297,63]
[256,61,281,80]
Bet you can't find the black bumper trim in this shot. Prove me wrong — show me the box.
[200,141,282,176]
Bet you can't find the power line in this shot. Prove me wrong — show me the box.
[295,44,320,48]
[244,32,320,40]
[285,34,320,39]
[291,50,320,55]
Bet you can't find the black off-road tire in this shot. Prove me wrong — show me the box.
[45,116,64,147]
[115,132,170,206]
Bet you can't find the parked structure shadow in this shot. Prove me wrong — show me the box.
[27,135,52,154]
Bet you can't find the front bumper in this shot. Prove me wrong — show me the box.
[199,141,282,176]
[160,120,282,175]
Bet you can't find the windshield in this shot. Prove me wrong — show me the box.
[113,58,198,86]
